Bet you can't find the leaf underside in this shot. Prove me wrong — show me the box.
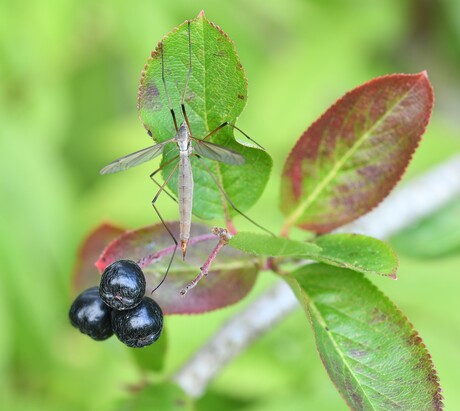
[281,72,434,234]
[138,13,272,220]
[229,232,398,280]
[290,264,443,411]
[96,222,260,314]
[229,232,321,257]
[312,233,399,278]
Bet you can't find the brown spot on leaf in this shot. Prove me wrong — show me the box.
[357,165,382,180]
[186,90,196,102]
[369,307,388,325]
[350,390,363,409]
[349,349,367,358]
[213,49,227,58]
[139,81,163,112]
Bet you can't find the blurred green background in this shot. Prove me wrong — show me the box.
[1,0,460,410]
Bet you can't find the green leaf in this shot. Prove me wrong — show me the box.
[96,222,259,314]
[312,233,398,278]
[138,12,272,220]
[229,232,321,257]
[131,327,167,373]
[391,197,460,258]
[117,381,193,411]
[290,264,443,411]
[280,73,434,235]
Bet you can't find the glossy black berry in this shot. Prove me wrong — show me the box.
[99,260,146,310]
[69,287,113,341]
[111,297,163,348]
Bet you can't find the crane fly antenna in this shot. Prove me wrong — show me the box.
[150,21,193,292]
[182,21,193,105]
[149,154,180,203]
[181,20,193,134]
[194,155,275,237]
[161,40,179,132]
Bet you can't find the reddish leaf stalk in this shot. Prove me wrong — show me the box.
[264,256,287,275]
[180,228,231,295]
[226,218,236,236]
[279,223,291,238]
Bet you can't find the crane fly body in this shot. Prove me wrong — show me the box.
[176,123,194,258]
[100,18,269,292]
[100,118,245,259]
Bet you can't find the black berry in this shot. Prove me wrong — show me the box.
[69,287,113,341]
[99,260,146,310]
[111,297,163,348]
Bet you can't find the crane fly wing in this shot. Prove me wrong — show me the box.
[100,139,175,175]
[193,139,245,165]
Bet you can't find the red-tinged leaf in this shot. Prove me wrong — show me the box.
[280,72,434,234]
[290,264,443,411]
[96,222,260,314]
[71,223,125,296]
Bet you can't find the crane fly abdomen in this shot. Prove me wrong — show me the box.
[178,150,193,258]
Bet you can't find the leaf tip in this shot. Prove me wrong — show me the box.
[198,9,206,18]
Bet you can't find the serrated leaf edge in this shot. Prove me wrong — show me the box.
[281,72,434,235]
[291,267,443,410]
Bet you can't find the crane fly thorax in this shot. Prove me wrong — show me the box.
[176,122,191,153]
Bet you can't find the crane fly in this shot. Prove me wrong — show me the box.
[100,20,268,291]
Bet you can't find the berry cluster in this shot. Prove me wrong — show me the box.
[69,260,163,348]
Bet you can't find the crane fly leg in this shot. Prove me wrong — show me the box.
[150,161,180,293]
[194,155,274,237]
[201,122,265,150]
[149,155,180,203]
